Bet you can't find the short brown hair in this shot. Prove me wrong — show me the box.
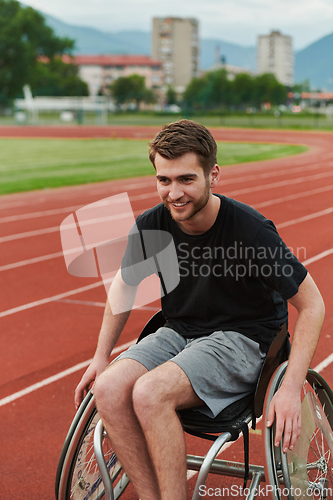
[149,119,217,176]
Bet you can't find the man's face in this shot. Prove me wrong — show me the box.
[155,152,213,223]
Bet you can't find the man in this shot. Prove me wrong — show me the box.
[75,120,325,500]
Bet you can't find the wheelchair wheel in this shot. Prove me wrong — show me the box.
[56,391,130,500]
[264,361,333,500]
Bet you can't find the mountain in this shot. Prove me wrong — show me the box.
[200,39,256,71]
[42,11,332,89]
[43,13,256,72]
[295,33,333,90]
[43,14,151,55]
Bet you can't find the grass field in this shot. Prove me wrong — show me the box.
[0,138,308,195]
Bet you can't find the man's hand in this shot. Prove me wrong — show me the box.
[266,273,324,453]
[266,385,302,453]
[74,356,110,410]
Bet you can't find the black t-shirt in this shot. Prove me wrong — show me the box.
[121,195,307,351]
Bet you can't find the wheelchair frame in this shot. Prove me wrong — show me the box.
[56,313,333,500]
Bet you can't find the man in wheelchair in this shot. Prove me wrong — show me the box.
[74,120,325,500]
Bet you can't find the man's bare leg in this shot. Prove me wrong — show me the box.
[94,359,161,500]
[132,361,204,500]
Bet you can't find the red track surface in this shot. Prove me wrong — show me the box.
[1,125,333,499]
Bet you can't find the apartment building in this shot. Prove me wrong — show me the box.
[71,55,164,96]
[257,31,294,86]
[152,17,199,92]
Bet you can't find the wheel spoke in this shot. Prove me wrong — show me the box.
[57,398,129,500]
[264,366,333,500]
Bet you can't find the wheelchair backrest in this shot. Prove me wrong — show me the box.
[137,310,165,342]
[253,323,290,418]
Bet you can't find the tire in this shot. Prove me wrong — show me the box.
[263,361,333,500]
[56,391,130,500]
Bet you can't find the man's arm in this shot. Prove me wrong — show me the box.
[74,270,138,409]
[266,272,325,452]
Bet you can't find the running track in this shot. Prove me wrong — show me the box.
[1,125,333,499]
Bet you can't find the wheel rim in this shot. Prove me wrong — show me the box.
[285,389,333,500]
[264,365,333,500]
[68,409,129,500]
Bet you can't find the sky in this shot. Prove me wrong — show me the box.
[21,0,333,50]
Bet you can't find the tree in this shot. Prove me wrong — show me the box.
[182,69,288,112]
[31,58,89,97]
[230,73,254,109]
[206,69,231,109]
[0,0,79,106]
[183,69,231,111]
[182,76,209,110]
[166,85,178,106]
[292,80,311,94]
[110,74,156,109]
[251,73,287,107]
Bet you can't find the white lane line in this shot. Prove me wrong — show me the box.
[0,251,64,271]
[0,339,136,408]
[56,298,160,312]
[0,207,143,243]
[0,178,158,211]
[0,225,60,243]
[0,213,139,243]
[314,354,333,374]
[218,160,333,188]
[253,184,333,209]
[0,197,51,211]
[56,299,107,307]
[0,192,158,224]
[0,280,106,318]
[225,170,333,198]
[302,248,333,267]
[276,207,333,229]
[0,205,83,224]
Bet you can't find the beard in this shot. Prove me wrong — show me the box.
[164,179,211,222]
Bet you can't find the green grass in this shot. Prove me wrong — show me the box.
[0,138,308,195]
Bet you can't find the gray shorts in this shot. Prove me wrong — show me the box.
[116,327,266,418]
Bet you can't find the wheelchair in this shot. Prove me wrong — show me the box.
[56,311,333,500]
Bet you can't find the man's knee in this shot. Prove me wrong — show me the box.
[94,368,121,420]
[132,371,171,423]
[94,359,148,420]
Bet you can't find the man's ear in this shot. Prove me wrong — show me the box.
[210,164,220,187]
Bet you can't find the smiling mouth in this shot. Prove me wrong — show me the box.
[170,201,189,207]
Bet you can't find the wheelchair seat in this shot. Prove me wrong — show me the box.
[138,310,290,435]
